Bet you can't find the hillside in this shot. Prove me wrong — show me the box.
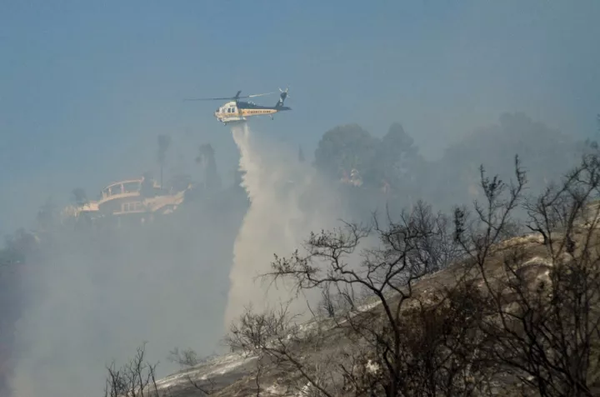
[147,229,572,397]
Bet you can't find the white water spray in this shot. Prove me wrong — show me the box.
[224,123,340,327]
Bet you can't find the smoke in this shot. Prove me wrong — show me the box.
[223,123,342,327]
[8,185,244,396]
[6,121,348,397]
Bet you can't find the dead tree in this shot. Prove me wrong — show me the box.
[167,347,200,368]
[225,153,600,396]
[224,301,328,397]
[228,200,490,396]
[166,347,217,395]
[455,153,600,396]
[104,342,164,397]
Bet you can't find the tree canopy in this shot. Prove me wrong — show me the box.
[314,124,378,182]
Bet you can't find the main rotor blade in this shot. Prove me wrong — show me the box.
[183,91,274,101]
[245,92,275,98]
[183,97,235,101]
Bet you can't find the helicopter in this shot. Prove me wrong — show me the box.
[184,88,291,125]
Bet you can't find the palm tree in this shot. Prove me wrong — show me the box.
[72,187,88,207]
[196,143,221,190]
[298,145,305,162]
[157,134,171,188]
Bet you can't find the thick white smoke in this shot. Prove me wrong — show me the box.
[224,123,341,327]
[9,199,239,396]
[8,122,345,397]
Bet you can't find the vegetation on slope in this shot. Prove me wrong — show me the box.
[1,112,598,396]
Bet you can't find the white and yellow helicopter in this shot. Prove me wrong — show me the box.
[185,88,291,125]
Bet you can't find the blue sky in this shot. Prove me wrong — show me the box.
[1,0,599,234]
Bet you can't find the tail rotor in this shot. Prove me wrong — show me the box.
[276,87,290,108]
[279,87,290,101]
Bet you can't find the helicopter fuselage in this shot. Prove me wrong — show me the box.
[214,100,291,124]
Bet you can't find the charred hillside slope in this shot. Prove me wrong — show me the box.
[110,151,600,397]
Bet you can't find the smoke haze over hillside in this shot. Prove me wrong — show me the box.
[9,194,246,396]
[1,2,599,396]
